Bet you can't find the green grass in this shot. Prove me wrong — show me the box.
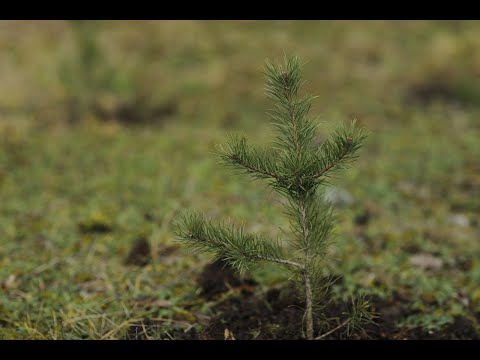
[1,20,480,339]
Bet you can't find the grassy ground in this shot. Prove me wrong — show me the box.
[1,20,480,339]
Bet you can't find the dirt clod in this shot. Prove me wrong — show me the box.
[196,259,257,300]
[354,211,370,226]
[125,237,151,267]
[93,97,178,126]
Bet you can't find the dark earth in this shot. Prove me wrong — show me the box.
[124,237,152,267]
[126,260,479,340]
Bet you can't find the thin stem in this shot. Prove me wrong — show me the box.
[283,70,314,340]
[299,196,314,340]
[304,271,314,340]
[286,90,300,155]
[289,104,300,154]
[314,319,351,340]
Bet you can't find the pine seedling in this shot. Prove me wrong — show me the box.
[175,56,371,339]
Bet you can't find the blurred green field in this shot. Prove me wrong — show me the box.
[1,20,480,339]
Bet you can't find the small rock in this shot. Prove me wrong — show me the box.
[410,253,444,270]
[3,274,17,289]
[324,188,354,208]
[448,214,469,228]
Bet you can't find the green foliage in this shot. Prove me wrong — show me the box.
[343,294,377,337]
[401,312,455,334]
[175,56,369,339]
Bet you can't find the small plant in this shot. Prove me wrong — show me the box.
[175,56,372,339]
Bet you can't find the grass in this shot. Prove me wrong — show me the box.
[1,20,480,339]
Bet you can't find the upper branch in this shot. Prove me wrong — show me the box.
[313,120,367,181]
[264,56,316,153]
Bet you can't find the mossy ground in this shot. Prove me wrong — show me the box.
[1,20,479,339]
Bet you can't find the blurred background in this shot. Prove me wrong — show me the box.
[0,20,479,339]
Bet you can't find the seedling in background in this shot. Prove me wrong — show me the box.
[175,56,373,339]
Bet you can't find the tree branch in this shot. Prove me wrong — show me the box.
[314,138,352,179]
[216,138,280,181]
[228,153,279,180]
[314,319,351,340]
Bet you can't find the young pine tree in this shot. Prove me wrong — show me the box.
[175,56,371,339]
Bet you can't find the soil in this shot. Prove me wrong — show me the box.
[93,98,177,125]
[196,259,258,300]
[197,288,304,340]
[127,260,480,340]
[404,79,479,108]
[124,237,151,267]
